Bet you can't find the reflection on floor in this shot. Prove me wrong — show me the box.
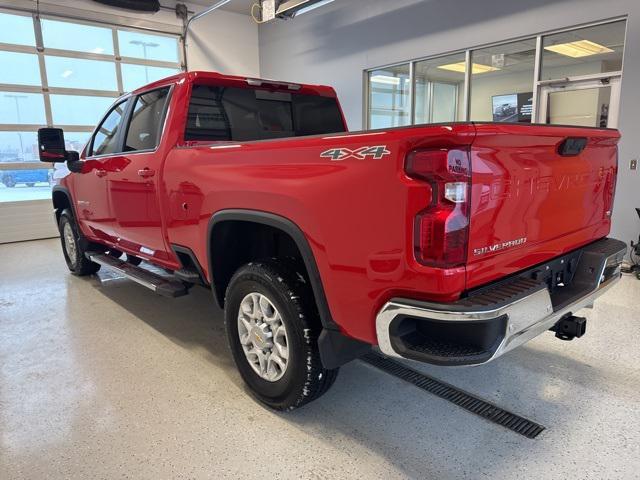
[1,239,639,479]
[0,183,53,202]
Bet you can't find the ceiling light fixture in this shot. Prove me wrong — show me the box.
[437,62,500,74]
[544,39,614,58]
[294,0,334,15]
[370,75,401,86]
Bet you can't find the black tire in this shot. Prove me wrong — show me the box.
[58,209,101,276]
[26,182,35,187]
[225,260,338,410]
[3,175,15,188]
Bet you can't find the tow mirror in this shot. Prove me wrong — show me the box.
[38,128,77,162]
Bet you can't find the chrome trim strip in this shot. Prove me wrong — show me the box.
[376,250,624,365]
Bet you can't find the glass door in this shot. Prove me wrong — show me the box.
[538,75,621,128]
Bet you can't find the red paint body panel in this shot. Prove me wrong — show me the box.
[61,72,620,346]
[465,123,619,289]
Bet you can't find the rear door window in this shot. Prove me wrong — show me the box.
[124,87,170,152]
[185,85,345,142]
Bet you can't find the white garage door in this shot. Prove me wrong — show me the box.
[0,9,182,244]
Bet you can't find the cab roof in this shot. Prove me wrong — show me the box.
[131,70,338,98]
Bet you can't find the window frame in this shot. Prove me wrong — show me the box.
[363,17,627,129]
[0,7,184,166]
[87,97,131,158]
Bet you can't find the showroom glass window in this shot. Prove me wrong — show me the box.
[365,19,626,129]
[0,10,182,204]
[414,53,466,124]
[368,64,411,129]
[469,39,537,122]
[541,21,625,80]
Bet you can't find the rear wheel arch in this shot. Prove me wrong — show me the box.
[207,209,338,331]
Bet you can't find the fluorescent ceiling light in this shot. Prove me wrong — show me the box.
[370,75,401,86]
[295,0,334,15]
[437,62,500,74]
[544,39,614,58]
[61,70,73,78]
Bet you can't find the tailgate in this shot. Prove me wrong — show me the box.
[466,123,619,290]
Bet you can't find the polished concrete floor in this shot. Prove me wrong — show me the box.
[1,239,639,479]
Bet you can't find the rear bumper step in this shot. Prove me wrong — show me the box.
[87,252,189,298]
[376,237,626,366]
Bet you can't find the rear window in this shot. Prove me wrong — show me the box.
[185,84,345,142]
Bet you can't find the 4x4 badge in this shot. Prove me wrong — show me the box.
[320,145,390,161]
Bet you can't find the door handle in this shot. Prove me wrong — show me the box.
[95,169,107,177]
[138,168,155,178]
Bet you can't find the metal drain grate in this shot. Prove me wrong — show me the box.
[361,353,545,439]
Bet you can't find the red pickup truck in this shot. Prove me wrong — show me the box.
[38,71,626,410]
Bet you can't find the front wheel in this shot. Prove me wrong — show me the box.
[225,260,338,410]
[58,209,101,276]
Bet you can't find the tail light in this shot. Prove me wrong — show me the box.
[405,149,471,267]
[603,153,617,219]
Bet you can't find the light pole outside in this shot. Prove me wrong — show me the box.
[4,94,27,161]
[129,40,159,84]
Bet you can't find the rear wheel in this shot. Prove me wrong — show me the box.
[225,260,338,410]
[26,182,35,187]
[58,209,101,276]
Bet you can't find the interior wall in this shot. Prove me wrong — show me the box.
[258,0,640,246]
[186,5,260,76]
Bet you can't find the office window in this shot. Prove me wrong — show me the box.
[541,21,626,80]
[414,53,466,124]
[470,39,537,122]
[366,19,626,129]
[368,64,411,129]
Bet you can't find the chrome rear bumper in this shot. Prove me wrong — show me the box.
[376,238,626,366]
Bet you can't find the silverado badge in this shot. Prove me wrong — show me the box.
[473,237,527,256]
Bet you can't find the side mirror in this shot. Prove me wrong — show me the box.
[38,128,78,162]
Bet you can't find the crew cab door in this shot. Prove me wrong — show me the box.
[108,86,172,262]
[74,98,130,242]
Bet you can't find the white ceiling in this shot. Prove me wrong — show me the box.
[188,0,257,15]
